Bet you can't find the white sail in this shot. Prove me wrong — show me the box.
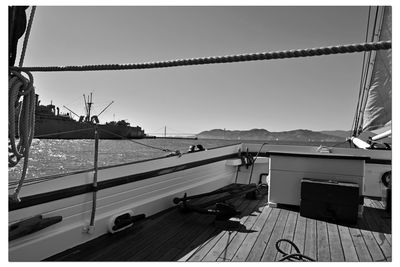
[361,6,392,132]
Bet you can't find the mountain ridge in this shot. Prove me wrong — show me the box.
[197,128,348,142]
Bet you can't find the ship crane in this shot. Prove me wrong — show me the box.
[83,92,114,124]
[62,105,80,118]
[97,101,114,118]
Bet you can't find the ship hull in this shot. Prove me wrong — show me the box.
[34,115,145,139]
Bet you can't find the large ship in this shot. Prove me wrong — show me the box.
[34,93,146,139]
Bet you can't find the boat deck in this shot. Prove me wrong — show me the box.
[47,184,391,262]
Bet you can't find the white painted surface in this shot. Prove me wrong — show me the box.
[268,153,365,206]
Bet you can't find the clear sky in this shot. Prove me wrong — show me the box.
[11,5,386,134]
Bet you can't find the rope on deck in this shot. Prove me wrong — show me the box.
[275,239,316,261]
[10,41,391,73]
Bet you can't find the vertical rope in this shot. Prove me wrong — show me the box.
[88,126,99,234]
[18,6,36,67]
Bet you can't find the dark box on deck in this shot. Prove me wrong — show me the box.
[300,178,359,224]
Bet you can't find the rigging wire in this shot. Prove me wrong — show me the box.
[97,127,176,153]
[352,6,372,136]
[33,127,94,138]
[353,7,382,136]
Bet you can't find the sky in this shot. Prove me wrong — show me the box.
[7,4,391,134]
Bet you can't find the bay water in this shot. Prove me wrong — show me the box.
[9,138,344,182]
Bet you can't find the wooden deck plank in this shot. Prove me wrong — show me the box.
[201,198,256,261]
[361,200,391,261]
[176,224,219,261]
[231,204,273,261]
[215,196,267,262]
[359,229,386,262]
[187,228,225,261]
[364,199,391,234]
[45,182,391,263]
[292,213,306,254]
[175,196,255,261]
[77,208,183,261]
[130,193,245,260]
[337,225,358,261]
[326,222,344,261]
[245,208,280,261]
[217,197,269,261]
[183,198,245,262]
[316,220,330,261]
[260,209,290,261]
[375,235,392,262]
[349,227,372,261]
[151,212,216,261]
[304,218,317,260]
[370,198,385,209]
[126,212,202,260]
[274,211,298,261]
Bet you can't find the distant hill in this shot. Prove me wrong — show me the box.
[320,130,352,139]
[197,128,345,142]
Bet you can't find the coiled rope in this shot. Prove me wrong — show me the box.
[9,70,36,202]
[275,239,315,261]
[9,6,36,202]
[10,41,391,73]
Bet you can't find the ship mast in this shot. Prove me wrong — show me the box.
[83,93,94,121]
[87,92,93,120]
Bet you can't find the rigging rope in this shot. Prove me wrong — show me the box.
[96,127,176,153]
[18,6,36,67]
[10,41,391,73]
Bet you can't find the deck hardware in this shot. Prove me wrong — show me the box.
[9,215,62,241]
[108,211,146,233]
[247,143,268,184]
[173,184,257,205]
[175,184,258,220]
[181,202,240,221]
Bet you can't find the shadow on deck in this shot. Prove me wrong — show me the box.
[46,184,391,262]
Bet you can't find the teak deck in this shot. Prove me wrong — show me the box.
[47,184,391,262]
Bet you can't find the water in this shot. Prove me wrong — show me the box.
[8,138,238,182]
[8,138,345,182]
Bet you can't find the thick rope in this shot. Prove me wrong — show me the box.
[10,41,391,73]
[9,70,36,202]
[18,6,36,67]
